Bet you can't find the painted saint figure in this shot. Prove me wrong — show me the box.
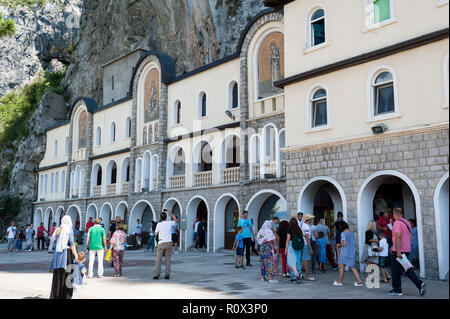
[269,43,281,90]
[145,81,158,123]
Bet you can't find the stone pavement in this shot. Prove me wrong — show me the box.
[0,244,448,299]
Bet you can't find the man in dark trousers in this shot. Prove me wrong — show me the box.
[387,208,426,297]
[237,211,255,267]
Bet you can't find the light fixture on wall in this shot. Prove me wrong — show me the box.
[371,123,388,135]
[225,110,235,121]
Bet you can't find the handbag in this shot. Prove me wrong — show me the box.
[368,245,379,257]
[105,248,112,262]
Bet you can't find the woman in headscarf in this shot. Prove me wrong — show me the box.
[49,215,78,299]
[257,220,278,282]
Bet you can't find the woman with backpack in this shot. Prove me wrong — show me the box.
[285,218,304,284]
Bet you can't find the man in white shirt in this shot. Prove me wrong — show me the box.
[297,212,303,228]
[154,209,177,280]
[6,221,16,255]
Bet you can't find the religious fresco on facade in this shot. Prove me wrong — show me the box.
[257,32,285,99]
[143,126,147,145]
[143,68,160,123]
[78,110,88,149]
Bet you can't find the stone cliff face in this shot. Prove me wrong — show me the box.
[64,0,265,104]
[0,0,82,97]
[2,0,267,223]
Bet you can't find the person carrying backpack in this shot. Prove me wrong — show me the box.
[285,217,304,284]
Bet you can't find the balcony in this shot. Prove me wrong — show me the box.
[93,186,101,197]
[169,175,185,189]
[72,148,86,162]
[222,167,240,184]
[194,171,212,187]
[107,184,116,195]
[264,161,277,177]
[253,163,261,181]
[122,182,129,194]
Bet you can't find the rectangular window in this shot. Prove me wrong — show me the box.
[375,84,394,115]
[374,0,391,23]
[312,101,327,127]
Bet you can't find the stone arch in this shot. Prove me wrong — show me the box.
[33,208,44,234]
[44,207,54,230]
[115,201,129,223]
[245,189,287,231]
[55,206,64,227]
[213,193,241,252]
[219,133,241,183]
[86,204,98,226]
[434,171,449,280]
[186,195,210,251]
[167,144,187,188]
[357,170,425,277]
[129,200,156,234]
[67,205,82,230]
[100,202,114,230]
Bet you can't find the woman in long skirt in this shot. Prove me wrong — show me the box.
[110,223,127,277]
[49,216,78,299]
[257,221,278,282]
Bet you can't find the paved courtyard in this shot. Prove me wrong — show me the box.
[0,244,448,299]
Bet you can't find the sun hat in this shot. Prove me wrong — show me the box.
[303,214,315,221]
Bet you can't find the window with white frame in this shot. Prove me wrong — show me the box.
[125,117,131,138]
[96,127,102,146]
[198,92,207,118]
[311,88,328,127]
[110,122,116,143]
[173,100,182,125]
[309,8,325,47]
[365,0,394,27]
[372,71,395,116]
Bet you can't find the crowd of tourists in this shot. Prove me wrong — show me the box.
[232,208,426,297]
[4,205,426,299]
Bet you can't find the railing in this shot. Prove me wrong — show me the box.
[194,171,212,187]
[144,178,150,191]
[264,161,277,176]
[122,182,129,194]
[282,160,287,177]
[93,186,101,197]
[107,184,116,195]
[169,175,185,189]
[222,167,240,184]
[73,149,86,161]
[253,163,261,181]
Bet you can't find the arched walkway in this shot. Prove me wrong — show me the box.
[86,204,98,227]
[245,189,287,231]
[44,208,54,230]
[357,170,425,277]
[129,200,156,234]
[115,201,129,225]
[434,172,449,280]
[298,176,347,233]
[100,203,113,231]
[33,208,44,234]
[67,205,82,230]
[214,194,240,252]
[186,196,210,251]
[55,207,64,227]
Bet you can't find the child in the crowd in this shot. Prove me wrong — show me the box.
[316,231,327,273]
[233,226,245,269]
[72,251,87,299]
[378,232,392,283]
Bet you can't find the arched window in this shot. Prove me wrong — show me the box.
[228,81,239,109]
[311,88,328,127]
[107,162,117,185]
[198,92,207,118]
[55,172,59,194]
[125,117,131,139]
[61,170,66,192]
[373,71,394,116]
[110,122,116,143]
[95,127,102,146]
[199,142,212,172]
[64,137,69,155]
[173,100,182,125]
[310,8,325,47]
[53,140,58,157]
[96,166,103,186]
[76,110,87,150]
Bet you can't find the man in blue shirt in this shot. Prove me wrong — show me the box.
[237,211,255,267]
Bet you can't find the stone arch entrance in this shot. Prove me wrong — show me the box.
[246,190,287,231]
[129,200,156,235]
[44,208,54,230]
[33,208,43,233]
[214,194,240,251]
[55,207,64,227]
[115,202,129,226]
[67,205,81,230]
[357,171,425,277]
[86,204,97,227]
[186,196,209,251]
[298,177,347,237]
[434,172,449,280]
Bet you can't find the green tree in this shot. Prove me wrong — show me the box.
[0,13,16,38]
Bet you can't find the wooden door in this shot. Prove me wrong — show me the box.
[224,200,239,249]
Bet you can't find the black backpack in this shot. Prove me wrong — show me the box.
[292,233,304,251]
